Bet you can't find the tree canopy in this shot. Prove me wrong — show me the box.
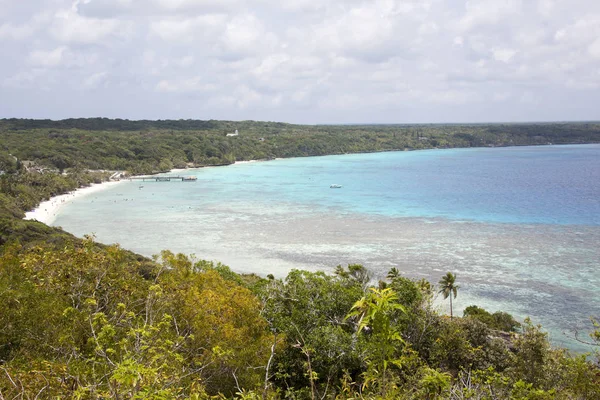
[1,118,599,174]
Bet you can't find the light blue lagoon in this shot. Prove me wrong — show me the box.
[53,144,600,351]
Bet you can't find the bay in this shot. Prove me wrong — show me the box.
[53,144,600,351]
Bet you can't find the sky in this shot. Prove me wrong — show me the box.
[1,0,599,124]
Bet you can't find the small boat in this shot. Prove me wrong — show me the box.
[330,184,342,189]
[138,185,144,189]
[182,176,197,181]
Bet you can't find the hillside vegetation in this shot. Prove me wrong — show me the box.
[1,241,599,399]
[2,119,599,174]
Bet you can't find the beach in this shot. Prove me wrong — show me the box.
[234,160,262,164]
[24,180,126,225]
[22,164,238,226]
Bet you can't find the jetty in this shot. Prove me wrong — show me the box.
[128,176,197,182]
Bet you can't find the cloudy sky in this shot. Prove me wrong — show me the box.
[1,0,599,123]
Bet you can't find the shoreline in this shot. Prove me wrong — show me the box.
[21,160,267,225]
[24,180,126,225]
[22,143,599,226]
[149,143,600,175]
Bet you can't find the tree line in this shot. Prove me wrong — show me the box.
[1,119,599,175]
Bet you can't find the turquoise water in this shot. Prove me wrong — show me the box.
[53,144,600,351]
[193,145,600,225]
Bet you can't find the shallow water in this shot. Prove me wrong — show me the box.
[53,145,600,352]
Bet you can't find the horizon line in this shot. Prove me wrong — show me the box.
[2,117,600,126]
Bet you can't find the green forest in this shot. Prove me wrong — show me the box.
[1,119,599,398]
[2,119,599,174]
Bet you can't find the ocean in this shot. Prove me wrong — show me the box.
[53,144,600,352]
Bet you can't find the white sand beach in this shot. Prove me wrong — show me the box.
[234,160,261,164]
[24,180,126,225]
[168,168,189,174]
[24,163,260,226]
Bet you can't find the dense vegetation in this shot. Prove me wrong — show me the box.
[2,119,599,174]
[1,118,600,398]
[1,242,599,398]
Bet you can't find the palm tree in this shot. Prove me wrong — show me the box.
[387,267,401,280]
[438,272,459,320]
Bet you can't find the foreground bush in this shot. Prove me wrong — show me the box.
[1,240,599,398]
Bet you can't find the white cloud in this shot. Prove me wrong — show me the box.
[51,6,125,44]
[0,12,51,40]
[537,0,558,18]
[27,46,99,70]
[79,0,243,17]
[176,56,194,68]
[559,16,600,39]
[29,46,68,67]
[2,69,46,89]
[152,0,238,11]
[233,85,263,109]
[520,91,539,104]
[252,54,291,77]
[0,21,37,40]
[150,12,278,59]
[221,14,270,54]
[1,0,599,123]
[419,22,439,36]
[150,14,226,43]
[458,0,523,31]
[83,71,108,89]
[492,48,517,63]
[310,4,399,61]
[155,77,217,93]
[427,89,481,105]
[492,92,511,102]
[589,38,600,59]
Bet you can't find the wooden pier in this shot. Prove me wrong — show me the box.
[128,176,197,182]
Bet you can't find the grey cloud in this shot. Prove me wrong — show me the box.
[0,0,599,123]
[78,0,245,18]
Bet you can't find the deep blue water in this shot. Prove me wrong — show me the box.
[204,144,600,225]
[53,144,600,352]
